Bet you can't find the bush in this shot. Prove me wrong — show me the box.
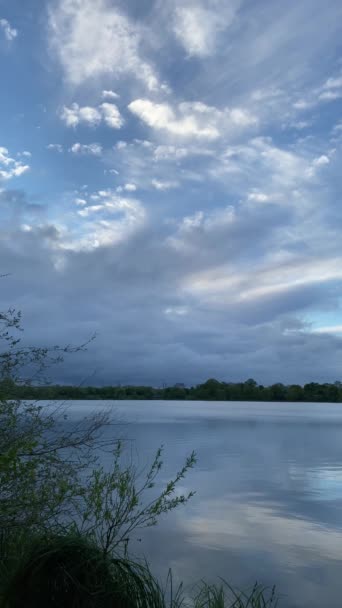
[0,532,279,608]
[0,532,161,608]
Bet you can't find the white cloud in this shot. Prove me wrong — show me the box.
[60,102,124,130]
[21,224,32,233]
[293,100,311,110]
[102,89,119,100]
[115,141,127,150]
[70,143,103,156]
[172,208,342,306]
[173,1,239,57]
[78,204,105,217]
[128,99,257,139]
[49,0,162,91]
[323,76,342,90]
[164,306,188,316]
[332,122,342,135]
[253,139,307,187]
[319,90,342,101]
[63,190,146,250]
[151,179,179,191]
[306,154,331,178]
[293,72,342,110]
[153,145,189,161]
[116,183,137,193]
[60,103,102,128]
[0,146,30,180]
[0,147,13,166]
[47,143,64,152]
[11,165,29,177]
[0,18,17,41]
[151,143,214,161]
[289,121,312,130]
[247,191,271,203]
[100,102,124,129]
[312,155,330,168]
[313,325,342,335]
[209,136,331,201]
[173,6,219,57]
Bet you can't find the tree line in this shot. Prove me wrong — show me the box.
[2,376,342,402]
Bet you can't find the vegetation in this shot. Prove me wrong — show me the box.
[0,303,279,606]
[4,376,342,403]
[0,304,195,547]
[0,531,278,608]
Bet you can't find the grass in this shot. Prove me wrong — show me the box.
[194,581,278,608]
[0,531,279,608]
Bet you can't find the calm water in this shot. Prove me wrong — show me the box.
[66,400,342,608]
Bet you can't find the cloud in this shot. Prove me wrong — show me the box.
[101,137,216,194]
[151,179,179,191]
[60,102,124,129]
[0,146,30,180]
[115,141,127,150]
[247,192,271,203]
[312,155,330,168]
[172,1,240,57]
[67,189,146,250]
[153,145,190,161]
[0,187,146,255]
[1,139,342,386]
[2,183,342,386]
[0,18,17,42]
[102,89,119,100]
[100,102,124,129]
[60,103,102,128]
[2,0,342,387]
[0,189,45,233]
[48,0,163,91]
[128,99,257,139]
[70,143,103,156]
[314,325,342,335]
[322,76,342,90]
[116,183,137,192]
[208,136,334,197]
[306,154,331,178]
[47,143,64,153]
[166,202,342,329]
[293,72,342,110]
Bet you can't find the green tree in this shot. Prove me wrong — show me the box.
[269,383,286,401]
[286,384,303,402]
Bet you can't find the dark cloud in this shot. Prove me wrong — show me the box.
[1,187,342,387]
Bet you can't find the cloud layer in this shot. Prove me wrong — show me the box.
[0,0,342,384]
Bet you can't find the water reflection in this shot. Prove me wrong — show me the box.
[66,401,342,608]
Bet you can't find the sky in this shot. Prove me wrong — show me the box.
[0,0,342,386]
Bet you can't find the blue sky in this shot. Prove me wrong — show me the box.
[1,0,342,385]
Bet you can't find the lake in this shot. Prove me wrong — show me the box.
[66,400,342,608]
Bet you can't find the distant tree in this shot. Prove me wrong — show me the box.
[242,379,259,400]
[287,384,304,402]
[269,383,286,401]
